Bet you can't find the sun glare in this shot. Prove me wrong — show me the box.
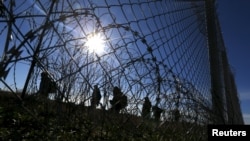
[86,33,105,55]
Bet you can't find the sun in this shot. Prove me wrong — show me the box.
[86,33,105,55]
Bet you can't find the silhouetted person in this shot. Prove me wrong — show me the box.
[39,72,57,125]
[39,71,56,98]
[91,85,101,108]
[152,105,163,121]
[173,109,180,122]
[110,86,127,113]
[142,97,151,119]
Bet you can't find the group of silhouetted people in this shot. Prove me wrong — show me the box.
[39,71,163,120]
[142,96,163,121]
[90,84,163,121]
[91,85,163,121]
[90,85,128,114]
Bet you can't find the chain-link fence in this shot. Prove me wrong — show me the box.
[0,0,243,140]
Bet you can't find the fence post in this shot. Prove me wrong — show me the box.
[205,0,227,124]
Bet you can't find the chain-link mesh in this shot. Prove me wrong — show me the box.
[0,0,242,140]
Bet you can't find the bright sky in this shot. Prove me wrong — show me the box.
[217,0,250,124]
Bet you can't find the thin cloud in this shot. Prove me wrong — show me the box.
[238,90,250,100]
[243,114,250,125]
